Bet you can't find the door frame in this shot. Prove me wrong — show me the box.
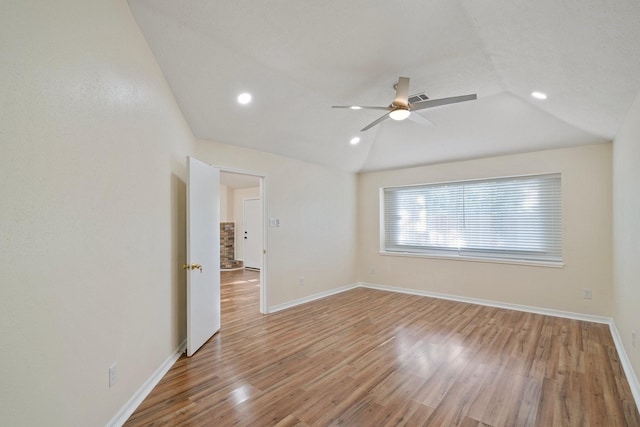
[216,166,268,314]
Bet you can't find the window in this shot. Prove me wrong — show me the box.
[382,173,562,264]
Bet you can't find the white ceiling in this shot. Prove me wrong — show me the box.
[128,0,640,173]
[220,171,260,190]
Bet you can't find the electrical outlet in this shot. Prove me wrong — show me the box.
[369,266,376,275]
[582,288,592,299]
[109,363,117,387]
[299,276,304,286]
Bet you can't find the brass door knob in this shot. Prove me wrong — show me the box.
[182,263,203,272]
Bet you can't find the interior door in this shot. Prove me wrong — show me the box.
[243,198,262,270]
[186,157,220,357]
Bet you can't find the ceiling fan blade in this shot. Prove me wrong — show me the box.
[411,94,477,111]
[393,77,410,107]
[332,105,391,111]
[361,112,390,131]
[408,112,433,128]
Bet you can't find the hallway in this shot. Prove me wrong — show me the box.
[219,269,262,325]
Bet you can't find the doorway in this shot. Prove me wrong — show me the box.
[219,169,266,314]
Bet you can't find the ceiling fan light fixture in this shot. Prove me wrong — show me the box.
[333,76,477,131]
[389,108,411,121]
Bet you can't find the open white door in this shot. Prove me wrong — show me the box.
[186,157,220,357]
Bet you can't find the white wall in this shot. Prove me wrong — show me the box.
[613,91,640,383]
[232,186,261,261]
[0,1,195,425]
[195,139,359,308]
[358,144,613,316]
[219,184,229,221]
[219,184,235,222]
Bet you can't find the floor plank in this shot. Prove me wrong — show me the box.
[125,270,640,426]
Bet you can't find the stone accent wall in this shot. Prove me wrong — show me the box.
[220,222,243,269]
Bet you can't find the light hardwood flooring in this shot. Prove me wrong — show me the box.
[125,270,640,426]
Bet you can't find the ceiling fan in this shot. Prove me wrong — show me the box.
[332,77,477,131]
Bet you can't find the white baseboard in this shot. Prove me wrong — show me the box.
[609,322,640,408]
[106,339,186,427]
[268,280,610,323]
[360,282,611,324]
[359,281,639,410]
[267,282,359,313]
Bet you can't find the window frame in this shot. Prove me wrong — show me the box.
[379,173,564,268]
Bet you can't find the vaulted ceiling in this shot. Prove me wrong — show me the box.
[128,0,640,173]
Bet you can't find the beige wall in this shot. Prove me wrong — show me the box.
[0,1,196,425]
[0,2,359,423]
[613,91,640,382]
[358,144,613,316]
[195,139,359,308]
[2,0,631,424]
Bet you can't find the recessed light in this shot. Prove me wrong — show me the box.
[350,137,361,145]
[237,93,252,104]
[531,91,547,100]
[350,106,362,110]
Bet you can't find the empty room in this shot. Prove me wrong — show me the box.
[2,1,640,426]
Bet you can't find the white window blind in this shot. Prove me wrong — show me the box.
[382,173,562,263]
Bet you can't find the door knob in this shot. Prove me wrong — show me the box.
[182,263,203,272]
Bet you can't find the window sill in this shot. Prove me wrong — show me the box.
[378,251,565,269]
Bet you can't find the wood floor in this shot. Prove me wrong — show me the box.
[125,270,640,426]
